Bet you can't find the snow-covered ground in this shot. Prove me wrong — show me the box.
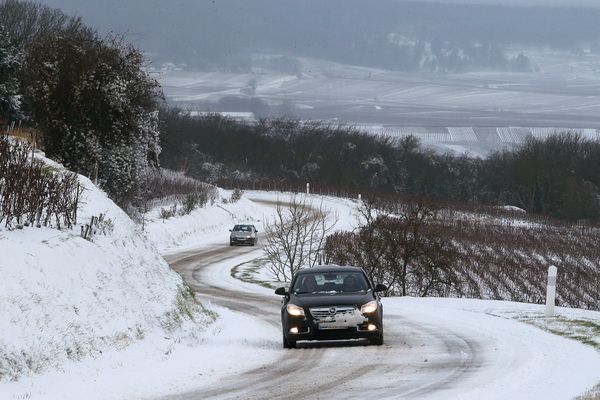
[2,187,599,399]
[0,302,280,400]
[0,154,215,384]
[144,189,271,253]
[382,297,600,400]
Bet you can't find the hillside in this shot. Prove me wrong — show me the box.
[0,148,211,381]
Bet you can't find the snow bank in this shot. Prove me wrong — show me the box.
[0,155,210,382]
[144,189,271,252]
[0,304,280,400]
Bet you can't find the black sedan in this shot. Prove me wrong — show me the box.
[275,266,387,348]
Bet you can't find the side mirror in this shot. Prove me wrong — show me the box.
[275,287,289,296]
[374,283,387,293]
[229,229,232,232]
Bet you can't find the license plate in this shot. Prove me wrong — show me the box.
[318,322,351,330]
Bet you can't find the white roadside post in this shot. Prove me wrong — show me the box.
[545,265,557,317]
[306,182,310,195]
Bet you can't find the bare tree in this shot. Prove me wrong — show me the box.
[263,195,337,282]
[326,196,459,297]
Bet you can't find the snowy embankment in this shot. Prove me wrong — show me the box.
[144,189,270,252]
[0,155,211,384]
[0,185,286,399]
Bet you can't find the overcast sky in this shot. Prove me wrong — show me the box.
[34,0,600,72]
[397,0,600,5]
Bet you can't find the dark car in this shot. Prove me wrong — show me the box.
[229,224,258,246]
[275,266,387,348]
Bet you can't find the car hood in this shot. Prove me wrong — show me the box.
[291,292,374,308]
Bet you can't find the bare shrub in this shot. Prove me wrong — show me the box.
[263,196,337,282]
[159,205,177,220]
[326,194,600,310]
[326,197,459,297]
[0,136,82,230]
[230,188,243,203]
[142,169,218,212]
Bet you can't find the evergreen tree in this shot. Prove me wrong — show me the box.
[0,25,22,123]
[22,30,162,205]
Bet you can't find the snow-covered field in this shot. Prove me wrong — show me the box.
[2,186,599,399]
[161,52,600,156]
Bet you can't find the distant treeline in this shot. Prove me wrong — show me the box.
[160,112,600,221]
[46,0,600,72]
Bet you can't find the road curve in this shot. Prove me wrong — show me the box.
[162,243,483,400]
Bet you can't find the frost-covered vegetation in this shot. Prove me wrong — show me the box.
[326,195,600,310]
[0,136,81,229]
[161,113,600,222]
[0,25,21,121]
[1,0,162,208]
[142,169,218,218]
[0,3,219,383]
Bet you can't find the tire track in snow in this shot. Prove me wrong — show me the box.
[163,243,482,400]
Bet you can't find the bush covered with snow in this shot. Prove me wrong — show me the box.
[0,25,22,123]
[22,29,162,206]
[1,2,163,207]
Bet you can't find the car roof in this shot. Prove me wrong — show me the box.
[296,265,365,274]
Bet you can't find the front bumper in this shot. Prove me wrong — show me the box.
[230,236,255,244]
[282,311,382,342]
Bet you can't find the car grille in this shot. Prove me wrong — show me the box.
[309,306,357,323]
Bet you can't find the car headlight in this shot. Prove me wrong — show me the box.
[286,304,305,317]
[361,301,378,314]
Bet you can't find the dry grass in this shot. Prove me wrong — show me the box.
[5,128,43,149]
[143,169,218,211]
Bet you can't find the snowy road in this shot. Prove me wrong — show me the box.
[162,241,600,400]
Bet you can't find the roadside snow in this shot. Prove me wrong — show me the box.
[0,303,280,400]
[0,155,209,383]
[145,189,271,253]
[383,297,600,400]
[243,190,362,233]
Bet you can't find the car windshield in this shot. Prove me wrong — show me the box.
[233,225,253,232]
[292,271,369,294]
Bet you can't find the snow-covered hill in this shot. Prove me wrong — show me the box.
[0,155,211,382]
